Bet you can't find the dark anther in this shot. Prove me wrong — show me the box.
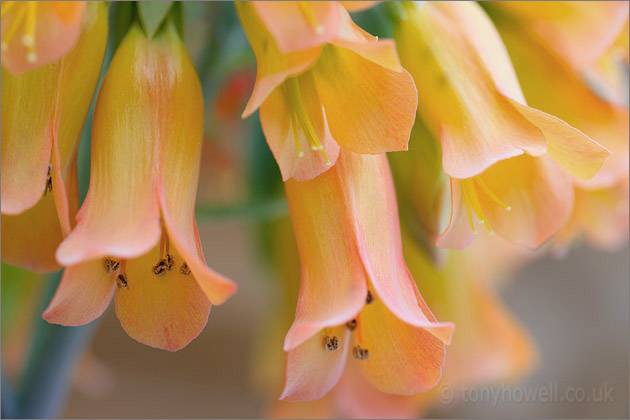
[366,290,374,305]
[116,274,128,289]
[346,319,357,330]
[44,164,53,195]
[165,254,174,269]
[180,262,191,275]
[324,336,339,352]
[104,258,120,274]
[352,345,369,360]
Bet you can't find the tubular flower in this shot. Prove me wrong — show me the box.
[1,1,107,272]
[490,11,629,252]
[393,1,610,250]
[236,1,417,181]
[43,22,236,351]
[487,1,629,71]
[1,1,86,75]
[280,151,454,401]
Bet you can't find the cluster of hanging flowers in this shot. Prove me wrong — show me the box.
[1,1,628,417]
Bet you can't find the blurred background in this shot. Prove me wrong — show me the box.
[2,2,628,418]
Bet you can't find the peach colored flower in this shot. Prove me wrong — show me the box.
[280,151,453,401]
[236,1,417,181]
[393,1,610,249]
[1,2,107,272]
[43,22,236,351]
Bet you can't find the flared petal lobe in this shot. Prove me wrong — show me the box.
[1,1,86,74]
[55,25,164,266]
[43,259,116,325]
[115,242,212,352]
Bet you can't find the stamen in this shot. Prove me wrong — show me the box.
[44,164,53,196]
[116,274,128,289]
[2,3,27,52]
[461,181,478,234]
[365,290,375,305]
[352,345,369,360]
[297,2,324,34]
[165,254,174,270]
[104,258,120,274]
[284,77,331,165]
[324,335,339,351]
[474,177,512,211]
[289,110,304,158]
[180,262,191,275]
[23,2,37,62]
[345,319,357,330]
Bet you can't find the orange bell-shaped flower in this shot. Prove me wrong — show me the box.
[44,22,236,351]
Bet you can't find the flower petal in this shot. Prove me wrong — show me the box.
[259,71,340,181]
[1,1,86,75]
[155,23,236,305]
[355,292,447,395]
[0,65,56,215]
[252,1,340,53]
[334,359,419,419]
[508,98,611,181]
[55,25,164,266]
[235,2,321,117]
[280,325,350,401]
[495,22,627,188]
[338,152,454,343]
[435,179,477,250]
[283,160,367,350]
[313,46,417,154]
[476,155,574,249]
[1,193,62,273]
[115,242,211,352]
[42,259,116,326]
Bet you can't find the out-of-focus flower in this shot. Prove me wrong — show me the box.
[280,151,453,401]
[1,1,86,74]
[1,1,107,272]
[236,1,417,181]
[43,22,236,351]
[393,1,610,250]
[487,1,629,71]
[490,4,629,253]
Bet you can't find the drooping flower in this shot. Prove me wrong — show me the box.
[487,1,629,71]
[236,1,417,181]
[392,1,610,250]
[280,150,453,401]
[489,3,629,253]
[1,1,107,272]
[43,21,236,351]
[1,1,86,74]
